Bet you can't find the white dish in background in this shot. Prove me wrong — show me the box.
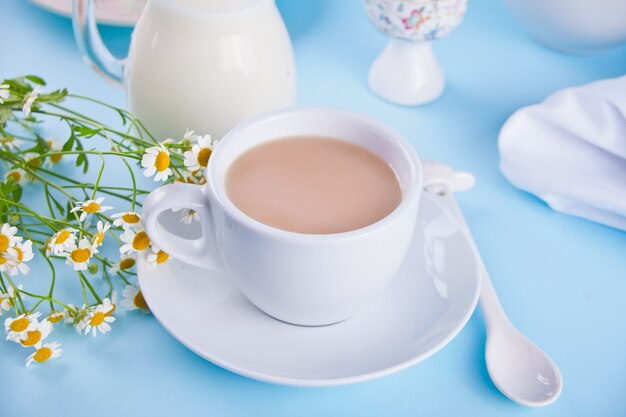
[138,193,481,386]
[30,0,145,26]
[504,0,626,53]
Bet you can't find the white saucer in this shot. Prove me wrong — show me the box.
[138,193,481,386]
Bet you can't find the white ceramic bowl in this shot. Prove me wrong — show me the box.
[504,0,626,53]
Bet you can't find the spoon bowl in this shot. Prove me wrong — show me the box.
[486,324,563,406]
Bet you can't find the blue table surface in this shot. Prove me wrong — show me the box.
[2,1,626,416]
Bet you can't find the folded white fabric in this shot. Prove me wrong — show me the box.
[499,75,626,231]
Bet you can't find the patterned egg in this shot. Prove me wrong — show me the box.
[365,0,468,41]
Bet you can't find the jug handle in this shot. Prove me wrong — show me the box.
[72,0,125,87]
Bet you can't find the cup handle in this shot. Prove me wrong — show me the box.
[142,183,223,271]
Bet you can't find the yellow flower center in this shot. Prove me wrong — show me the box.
[7,171,22,183]
[156,250,169,264]
[1,296,13,308]
[71,248,91,263]
[155,151,170,172]
[134,291,148,310]
[27,157,42,168]
[105,304,115,317]
[47,141,63,163]
[119,258,136,270]
[0,255,9,265]
[15,247,23,262]
[34,347,52,363]
[90,311,105,326]
[197,148,212,168]
[20,330,42,346]
[10,317,29,332]
[95,232,105,245]
[47,312,64,323]
[0,234,9,251]
[132,231,150,251]
[122,213,140,224]
[82,202,101,213]
[55,229,71,244]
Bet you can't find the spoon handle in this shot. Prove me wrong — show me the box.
[427,185,511,332]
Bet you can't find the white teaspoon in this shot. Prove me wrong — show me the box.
[422,161,563,407]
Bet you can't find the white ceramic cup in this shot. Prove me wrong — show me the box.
[142,107,423,326]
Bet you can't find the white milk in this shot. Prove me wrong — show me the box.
[124,0,296,140]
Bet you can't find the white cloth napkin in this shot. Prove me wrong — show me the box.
[499,75,626,231]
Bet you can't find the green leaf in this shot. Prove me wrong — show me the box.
[116,109,128,126]
[11,185,22,203]
[23,137,49,155]
[0,106,11,125]
[50,193,65,216]
[65,201,74,221]
[73,125,100,138]
[25,75,46,86]
[74,139,89,173]
[41,88,67,104]
[62,132,76,151]
[4,78,31,95]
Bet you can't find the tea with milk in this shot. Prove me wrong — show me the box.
[225,137,402,234]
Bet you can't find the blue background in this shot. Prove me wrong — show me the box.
[2,0,626,416]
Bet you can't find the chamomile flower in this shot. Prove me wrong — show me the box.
[183,209,200,224]
[0,290,12,314]
[111,211,142,230]
[104,293,117,317]
[4,168,28,186]
[110,253,137,274]
[91,220,111,251]
[182,128,197,146]
[1,135,23,149]
[26,341,62,367]
[119,228,151,254]
[22,86,40,117]
[1,285,21,315]
[24,152,44,170]
[46,138,64,164]
[5,239,34,276]
[70,197,113,221]
[46,310,67,324]
[171,207,200,224]
[17,319,52,347]
[120,285,149,312]
[65,237,95,271]
[141,143,172,181]
[176,170,206,185]
[65,304,89,332]
[146,245,169,267]
[0,251,18,274]
[0,223,22,252]
[0,84,9,104]
[5,312,41,341]
[47,228,77,256]
[82,303,116,337]
[184,134,217,172]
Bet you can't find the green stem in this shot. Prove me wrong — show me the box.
[78,271,102,304]
[3,274,26,313]
[17,289,76,313]
[91,156,105,200]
